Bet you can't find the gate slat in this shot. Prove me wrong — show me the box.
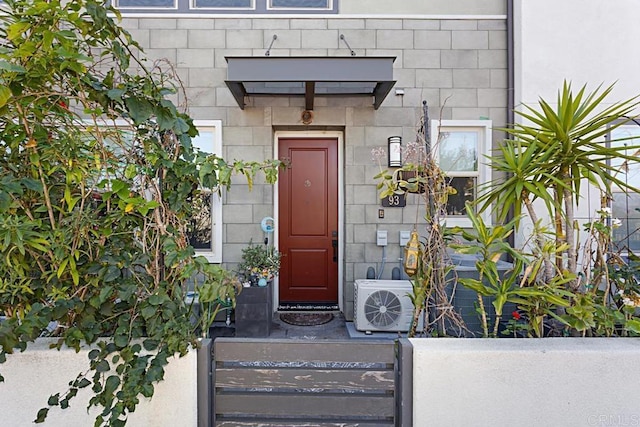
[214,338,395,364]
[215,394,395,418]
[215,368,395,391]
[216,421,394,427]
[212,339,399,426]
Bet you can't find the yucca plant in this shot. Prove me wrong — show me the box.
[479,81,640,289]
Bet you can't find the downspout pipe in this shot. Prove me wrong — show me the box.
[506,0,516,250]
[507,0,515,128]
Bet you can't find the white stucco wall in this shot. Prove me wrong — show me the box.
[411,338,640,427]
[515,0,640,106]
[0,339,198,427]
[513,0,640,250]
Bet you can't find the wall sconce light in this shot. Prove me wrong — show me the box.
[388,136,402,167]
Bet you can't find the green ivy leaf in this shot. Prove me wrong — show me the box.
[0,60,26,73]
[34,408,49,424]
[125,97,153,124]
[107,88,124,101]
[148,294,165,306]
[104,375,120,395]
[0,86,12,108]
[141,305,157,320]
[114,333,128,348]
[95,360,110,373]
[47,393,60,406]
[77,378,91,388]
[104,266,121,282]
[142,339,159,351]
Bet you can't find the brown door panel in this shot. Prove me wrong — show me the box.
[278,138,338,303]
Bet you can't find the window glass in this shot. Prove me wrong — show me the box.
[188,131,215,252]
[431,121,491,226]
[194,0,253,8]
[445,177,476,217]
[188,123,223,263]
[612,193,640,253]
[117,0,176,7]
[269,0,329,8]
[609,124,640,253]
[610,126,640,189]
[90,126,136,190]
[438,131,478,172]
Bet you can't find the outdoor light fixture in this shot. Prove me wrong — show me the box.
[388,136,402,167]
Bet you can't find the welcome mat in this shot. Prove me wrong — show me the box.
[278,302,339,311]
[279,312,334,326]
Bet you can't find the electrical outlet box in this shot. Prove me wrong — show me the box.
[399,230,410,246]
[377,230,388,246]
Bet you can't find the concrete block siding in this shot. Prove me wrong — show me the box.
[119,9,507,319]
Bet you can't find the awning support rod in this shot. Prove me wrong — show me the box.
[265,34,277,57]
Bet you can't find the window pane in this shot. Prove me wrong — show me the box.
[117,0,175,7]
[194,0,253,7]
[439,131,478,172]
[270,0,329,8]
[187,128,220,260]
[612,192,640,253]
[445,177,476,216]
[188,192,213,249]
[189,131,215,251]
[192,130,214,154]
[610,125,640,189]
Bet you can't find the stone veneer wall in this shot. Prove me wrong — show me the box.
[119,14,508,319]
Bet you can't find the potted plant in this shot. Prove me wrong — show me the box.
[238,241,282,287]
[373,141,431,195]
[234,242,281,337]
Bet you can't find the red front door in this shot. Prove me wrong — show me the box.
[278,137,338,304]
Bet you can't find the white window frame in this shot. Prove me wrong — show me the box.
[191,120,223,263]
[113,0,178,10]
[92,119,223,263]
[266,0,332,11]
[190,0,255,10]
[431,119,492,228]
[112,0,337,12]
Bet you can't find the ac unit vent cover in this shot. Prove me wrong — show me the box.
[364,290,403,328]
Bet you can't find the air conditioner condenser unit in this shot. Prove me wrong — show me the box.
[354,279,423,333]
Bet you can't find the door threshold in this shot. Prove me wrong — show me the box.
[278,302,339,312]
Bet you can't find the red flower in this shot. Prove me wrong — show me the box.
[512,311,521,320]
[59,101,68,110]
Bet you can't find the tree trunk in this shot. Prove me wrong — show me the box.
[554,186,564,272]
[523,194,554,283]
[564,185,578,290]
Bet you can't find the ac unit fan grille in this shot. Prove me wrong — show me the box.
[364,290,402,328]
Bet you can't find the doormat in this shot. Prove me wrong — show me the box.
[278,302,339,311]
[279,312,334,326]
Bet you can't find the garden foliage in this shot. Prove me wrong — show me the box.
[0,0,280,424]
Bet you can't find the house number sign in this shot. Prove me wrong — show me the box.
[381,193,406,207]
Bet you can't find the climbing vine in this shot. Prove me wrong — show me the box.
[0,0,280,425]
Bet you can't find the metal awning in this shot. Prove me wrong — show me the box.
[225,56,396,110]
